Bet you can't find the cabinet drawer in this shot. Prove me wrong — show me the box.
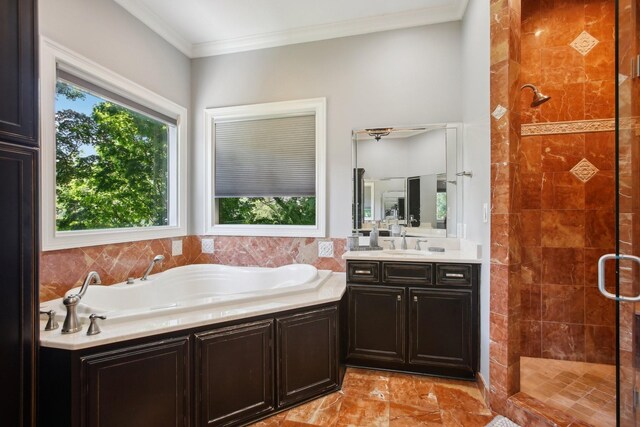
[347,262,380,283]
[436,264,473,287]
[382,262,432,285]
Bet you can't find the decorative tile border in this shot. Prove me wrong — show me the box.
[521,119,615,136]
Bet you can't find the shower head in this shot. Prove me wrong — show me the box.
[521,84,551,107]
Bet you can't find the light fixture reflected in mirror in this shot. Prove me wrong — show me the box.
[365,127,393,141]
[520,84,551,107]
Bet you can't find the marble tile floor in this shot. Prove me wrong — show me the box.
[250,367,495,427]
[520,356,616,427]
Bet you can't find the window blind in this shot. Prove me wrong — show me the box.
[214,114,316,198]
[57,69,177,126]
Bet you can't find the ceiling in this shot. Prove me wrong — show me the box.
[113,0,469,58]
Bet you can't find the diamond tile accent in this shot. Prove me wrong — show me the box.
[318,241,334,258]
[570,158,599,182]
[570,31,599,56]
[492,104,507,120]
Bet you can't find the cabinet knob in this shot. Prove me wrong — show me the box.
[396,295,401,301]
[413,296,418,302]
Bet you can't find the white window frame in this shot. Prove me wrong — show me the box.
[40,38,188,251]
[204,98,326,237]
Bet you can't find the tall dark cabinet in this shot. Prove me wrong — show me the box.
[0,0,40,426]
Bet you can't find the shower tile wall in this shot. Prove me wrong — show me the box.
[40,236,346,302]
[519,0,616,364]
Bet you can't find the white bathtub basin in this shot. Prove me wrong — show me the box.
[44,264,329,324]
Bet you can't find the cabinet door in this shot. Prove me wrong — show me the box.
[0,143,38,427]
[409,288,473,376]
[276,306,338,408]
[0,0,38,145]
[347,285,405,364]
[195,320,274,426]
[80,337,190,427]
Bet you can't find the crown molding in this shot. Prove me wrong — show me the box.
[114,0,193,57]
[114,0,467,59]
[192,2,466,57]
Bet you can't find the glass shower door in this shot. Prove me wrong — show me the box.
[608,0,640,424]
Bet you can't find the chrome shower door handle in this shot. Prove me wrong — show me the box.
[598,253,640,302]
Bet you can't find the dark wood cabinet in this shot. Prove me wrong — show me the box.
[382,262,432,285]
[40,301,343,427]
[346,260,479,379]
[408,288,473,376]
[347,261,380,283]
[347,286,405,364]
[195,320,274,426]
[276,307,338,408]
[80,337,190,427]
[0,0,39,426]
[0,143,38,426]
[0,0,38,146]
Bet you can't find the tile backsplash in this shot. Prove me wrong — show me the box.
[40,236,346,302]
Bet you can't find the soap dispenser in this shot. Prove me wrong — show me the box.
[369,224,379,248]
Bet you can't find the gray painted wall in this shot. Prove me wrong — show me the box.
[461,0,491,385]
[39,0,191,108]
[190,23,463,237]
[39,1,492,384]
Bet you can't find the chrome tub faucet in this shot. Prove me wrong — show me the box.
[400,230,408,250]
[62,271,101,334]
[141,255,165,281]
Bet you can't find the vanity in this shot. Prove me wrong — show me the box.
[347,124,480,380]
[343,242,481,380]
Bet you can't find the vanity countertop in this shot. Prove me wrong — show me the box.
[342,238,482,263]
[40,272,346,351]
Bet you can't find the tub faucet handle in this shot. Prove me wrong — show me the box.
[40,309,59,331]
[87,314,107,336]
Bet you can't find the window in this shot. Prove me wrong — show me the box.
[41,39,187,250]
[204,98,326,237]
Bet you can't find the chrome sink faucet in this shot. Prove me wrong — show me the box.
[141,255,165,280]
[62,271,101,334]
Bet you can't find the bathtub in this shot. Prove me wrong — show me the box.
[44,264,331,325]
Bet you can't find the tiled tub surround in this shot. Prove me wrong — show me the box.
[40,236,346,302]
[519,0,616,364]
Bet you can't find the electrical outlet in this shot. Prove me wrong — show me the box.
[172,239,183,256]
[201,238,214,254]
[318,241,334,258]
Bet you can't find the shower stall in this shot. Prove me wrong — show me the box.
[513,0,638,425]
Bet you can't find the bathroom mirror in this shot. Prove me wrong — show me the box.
[352,124,462,238]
